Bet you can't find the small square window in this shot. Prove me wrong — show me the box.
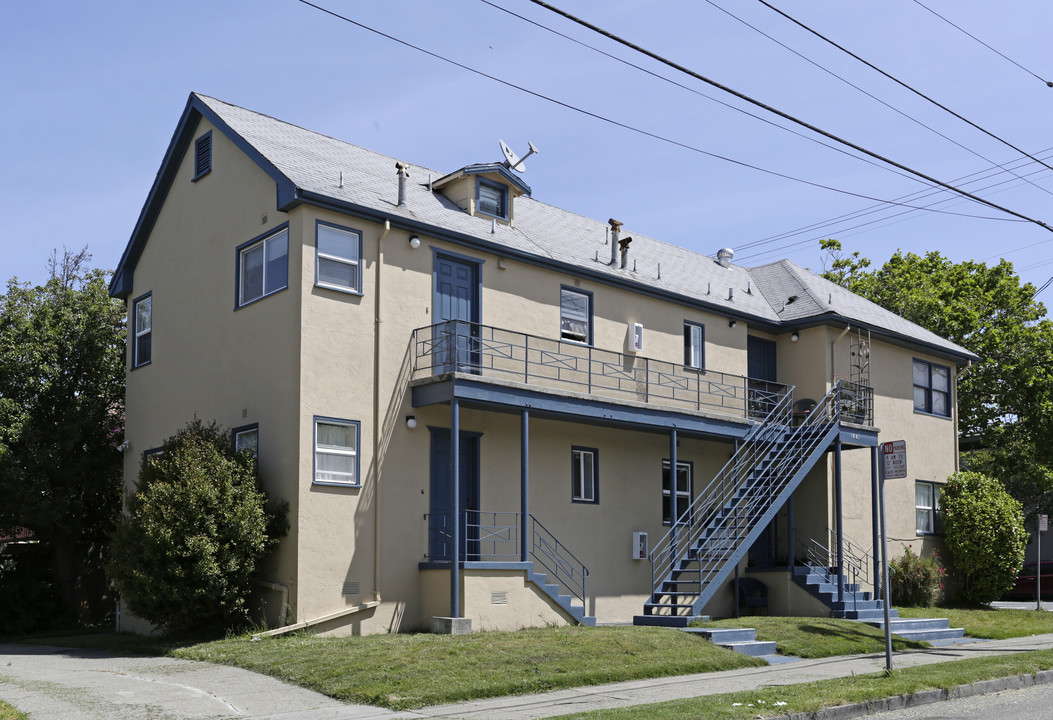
[560,287,592,344]
[314,417,360,486]
[316,222,362,293]
[571,447,598,503]
[684,321,704,369]
[238,227,289,307]
[193,131,212,181]
[916,480,943,534]
[477,179,508,219]
[132,292,152,368]
[233,425,258,460]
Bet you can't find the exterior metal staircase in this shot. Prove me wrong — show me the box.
[635,383,852,627]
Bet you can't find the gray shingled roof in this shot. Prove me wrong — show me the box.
[195,94,975,362]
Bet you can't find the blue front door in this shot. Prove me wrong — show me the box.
[429,429,480,562]
[433,254,479,372]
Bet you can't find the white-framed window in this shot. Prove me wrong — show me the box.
[560,286,592,344]
[662,460,692,525]
[238,227,289,307]
[571,446,598,503]
[316,221,362,293]
[477,178,508,219]
[913,359,950,417]
[916,480,943,534]
[684,321,704,369]
[132,292,152,368]
[233,424,258,461]
[314,417,360,486]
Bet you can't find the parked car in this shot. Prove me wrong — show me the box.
[1002,561,1053,600]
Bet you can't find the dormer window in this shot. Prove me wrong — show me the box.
[477,179,508,220]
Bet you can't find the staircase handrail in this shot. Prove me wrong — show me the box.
[793,528,871,585]
[648,381,850,613]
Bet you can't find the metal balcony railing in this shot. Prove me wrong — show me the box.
[427,510,589,607]
[411,321,791,420]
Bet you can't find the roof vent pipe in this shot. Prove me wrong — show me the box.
[396,161,409,208]
[717,247,734,268]
[620,236,633,269]
[608,219,622,265]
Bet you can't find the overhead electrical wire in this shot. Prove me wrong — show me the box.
[754,0,1053,191]
[706,0,1053,200]
[910,0,1053,88]
[528,0,1053,235]
[294,0,1013,220]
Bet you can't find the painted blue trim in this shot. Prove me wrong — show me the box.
[429,246,487,266]
[458,163,531,195]
[476,177,509,220]
[559,285,594,346]
[130,291,152,370]
[314,219,364,296]
[570,445,599,504]
[234,223,290,310]
[231,422,259,448]
[838,427,879,448]
[311,415,361,488]
[411,377,752,440]
[911,357,952,418]
[191,130,212,181]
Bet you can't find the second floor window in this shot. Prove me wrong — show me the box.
[913,359,950,417]
[684,321,704,369]
[316,222,362,293]
[133,293,152,367]
[560,287,592,344]
[238,227,289,307]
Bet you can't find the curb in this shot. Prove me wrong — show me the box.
[783,669,1053,720]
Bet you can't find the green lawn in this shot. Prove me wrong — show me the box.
[692,615,928,657]
[173,626,764,710]
[897,605,1053,639]
[555,649,1053,719]
[0,700,28,720]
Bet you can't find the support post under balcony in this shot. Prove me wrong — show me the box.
[450,398,461,618]
[521,409,530,562]
[835,438,844,604]
[871,446,881,598]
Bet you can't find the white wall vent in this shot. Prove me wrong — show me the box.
[629,322,644,352]
[632,531,648,560]
[491,591,508,605]
[342,581,361,596]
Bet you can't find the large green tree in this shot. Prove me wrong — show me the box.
[820,240,1053,519]
[0,249,126,623]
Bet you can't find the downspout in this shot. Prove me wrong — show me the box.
[953,360,972,472]
[373,220,391,604]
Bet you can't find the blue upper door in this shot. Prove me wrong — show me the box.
[433,254,480,372]
[747,336,778,418]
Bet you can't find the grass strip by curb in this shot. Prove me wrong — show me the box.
[553,648,1053,719]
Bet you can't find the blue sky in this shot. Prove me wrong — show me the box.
[6,1,1053,297]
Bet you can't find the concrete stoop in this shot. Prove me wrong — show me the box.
[682,627,778,657]
[861,616,966,642]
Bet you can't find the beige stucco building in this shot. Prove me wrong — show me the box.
[110,93,976,634]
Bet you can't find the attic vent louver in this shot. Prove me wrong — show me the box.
[717,248,734,268]
[192,132,212,181]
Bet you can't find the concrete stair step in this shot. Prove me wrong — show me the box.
[684,627,757,644]
[865,617,951,632]
[633,614,707,627]
[722,640,778,656]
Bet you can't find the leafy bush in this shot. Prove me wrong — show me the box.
[108,419,287,638]
[889,545,944,606]
[941,471,1026,605]
[0,547,64,635]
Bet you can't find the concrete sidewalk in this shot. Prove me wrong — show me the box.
[3,634,1053,720]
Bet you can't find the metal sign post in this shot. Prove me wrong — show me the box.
[879,440,906,673]
[1039,514,1048,611]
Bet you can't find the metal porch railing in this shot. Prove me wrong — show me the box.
[794,529,872,587]
[644,381,854,617]
[427,510,589,607]
[411,321,791,420]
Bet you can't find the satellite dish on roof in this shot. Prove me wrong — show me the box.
[499,139,538,173]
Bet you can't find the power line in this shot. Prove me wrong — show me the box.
[755,0,1053,193]
[911,0,1053,88]
[529,0,1053,234]
[294,0,1014,220]
[707,0,1053,200]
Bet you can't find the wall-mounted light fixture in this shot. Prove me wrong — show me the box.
[405,415,417,429]
[791,331,800,343]
[728,319,737,328]
[408,235,421,249]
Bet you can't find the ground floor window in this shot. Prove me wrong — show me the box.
[916,480,943,534]
[571,446,598,503]
[662,460,692,525]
